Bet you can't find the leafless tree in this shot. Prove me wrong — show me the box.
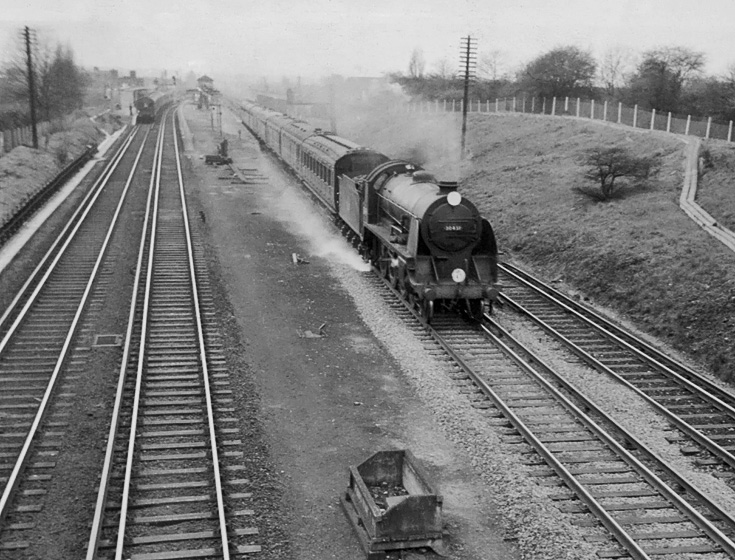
[432,58,454,79]
[598,45,636,98]
[643,46,705,87]
[478,49,507,81]
[408,48,425,78]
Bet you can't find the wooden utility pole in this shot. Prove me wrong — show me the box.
[459,36,477,160]
[24,26,38,149]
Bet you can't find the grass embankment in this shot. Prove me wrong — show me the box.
[340,110,735,380]
[0,110,117,229]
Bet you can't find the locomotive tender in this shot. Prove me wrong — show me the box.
[135,90,174,124]
[239,100,498,321]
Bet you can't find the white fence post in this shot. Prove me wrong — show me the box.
[728,121,733,142]
[551,97,556,115]
[706,116,712,139]
[576,98,580,117]
[633,104,638,128]
[452,99,456,112]
[603,100,608,121]
[650,108,656,130]
[590,99,595,119]
[617,102,622,123]
[486,99,490,112]
[667,112,672,133]
[477,99,481,112]
[685,115,691,135]
[495,98,499,112]
[564,97,569,112]
[531,97,535,113]
[512,97,517,112]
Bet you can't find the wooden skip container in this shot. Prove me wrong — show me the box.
[340,449,444,558]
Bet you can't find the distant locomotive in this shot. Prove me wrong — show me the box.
[135,90,174,124]
[238,101,498,322]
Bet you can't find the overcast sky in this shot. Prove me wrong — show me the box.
[2,0,735,81]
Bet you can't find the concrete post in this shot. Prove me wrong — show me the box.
[667,112,672,133]
[618,102,622,124]
[650,109,656,130]
[685,115,691,135]
[633,104,638,128]
[576,98,580,117]
[564,96,569,112]
[551,97,556,115]
[728,120,733,142]
[591,99,595,119]
[603,100,608,121]
[495,98,499,112]
[706,116,712,139]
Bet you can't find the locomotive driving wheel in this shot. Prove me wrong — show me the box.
[467,299,486,322]
[418,298,434,324]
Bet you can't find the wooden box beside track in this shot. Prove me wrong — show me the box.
[341,450,444,558]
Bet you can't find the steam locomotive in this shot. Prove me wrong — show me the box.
[238,101,498,322]
[135,90,174,124]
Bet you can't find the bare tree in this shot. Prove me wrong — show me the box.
[1,31,83,123]
[598,45,636,98]
[432,58,454,79]
[627,46,705,112]
[408,48,425,78]
[478,49,506,81]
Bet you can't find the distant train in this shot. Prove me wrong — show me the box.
[238,100,498,322]
[135,90,174,124]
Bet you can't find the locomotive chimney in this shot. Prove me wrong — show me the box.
[438,180,458,194]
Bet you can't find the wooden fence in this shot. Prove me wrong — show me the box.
[404,97,735,143]
[0,120,57,154]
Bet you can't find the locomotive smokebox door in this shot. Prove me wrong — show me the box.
[340,449,445,558]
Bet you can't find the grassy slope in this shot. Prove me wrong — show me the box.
[339,110,735,380]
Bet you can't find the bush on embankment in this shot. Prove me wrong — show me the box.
[339,109,735,381]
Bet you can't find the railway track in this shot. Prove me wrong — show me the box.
[368,273,735,559]
[1,107,262,558]
[86,109,260,559]
[0,124,146,548]
[498,262,735,476]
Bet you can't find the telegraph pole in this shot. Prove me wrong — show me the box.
[459,35,477,160]
[24,26,38,149]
